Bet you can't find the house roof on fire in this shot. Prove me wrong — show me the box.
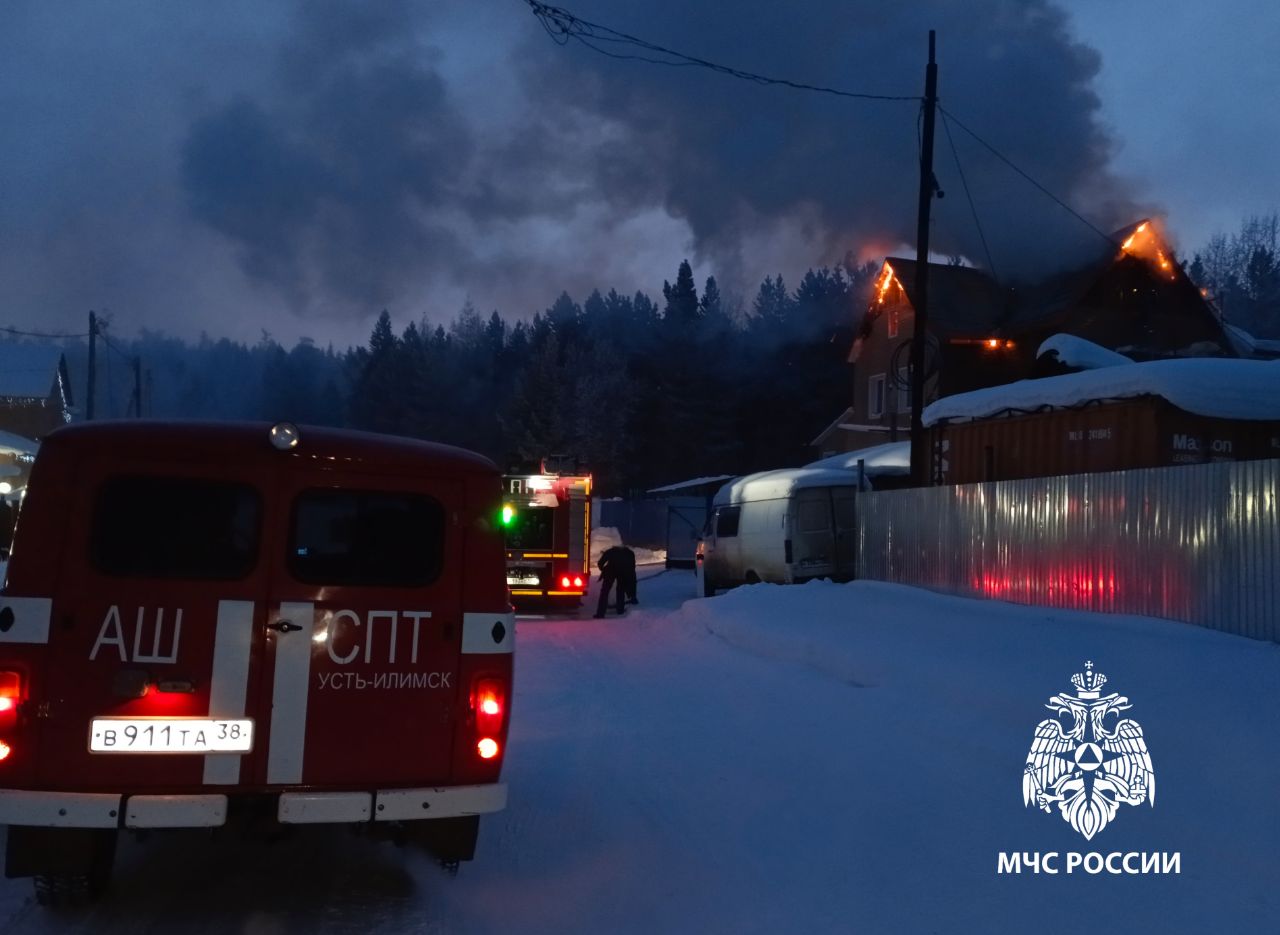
[879,221,1154,339]
[882,258,1009,339]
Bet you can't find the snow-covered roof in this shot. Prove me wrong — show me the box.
[923,358,1280,426]
[1036,334,1133,370]
[714,467,863,505]
[0,429,38,456]
[806,441,911,476]
[1223,323,1280,359]
[647,474,736,495]
[0,343,65,399]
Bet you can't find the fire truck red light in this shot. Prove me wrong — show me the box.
[477,737,500,759]
[0,698,13,713]
[560,576,571,588]
[573,576,584,588]
[479,697,501,716]
[0,741,10,762]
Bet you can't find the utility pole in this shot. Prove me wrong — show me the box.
[909,30,939,487]
[132,356,143,418]
[87,311,98,421]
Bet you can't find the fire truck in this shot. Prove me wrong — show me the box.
[501,462,591,608]
[0,421,513,905]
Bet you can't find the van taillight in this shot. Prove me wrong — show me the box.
[472,677,506,760]
[0,671,19,731]
[0,671,19,753]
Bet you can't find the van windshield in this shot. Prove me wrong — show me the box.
[504,506,554,550]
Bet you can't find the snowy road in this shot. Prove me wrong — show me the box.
[0,567,1276,933]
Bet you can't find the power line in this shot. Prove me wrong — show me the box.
[525,1,919,103]
[525,4,1118,256]
[0,324,91,340]
[939,104,1116,247]
[940,110,998,280]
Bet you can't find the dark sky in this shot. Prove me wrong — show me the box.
[1,0,1275,347]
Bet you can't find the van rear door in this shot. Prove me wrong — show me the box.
[256,468,464,788]
[38,463,270,791]
[831,487,858,580]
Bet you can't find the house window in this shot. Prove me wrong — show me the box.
[888,306,899,338]
[868,374,886,419]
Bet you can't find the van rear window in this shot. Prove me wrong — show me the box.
[289,490,444,587]
[90,476,261,580]
[715,506,740,538]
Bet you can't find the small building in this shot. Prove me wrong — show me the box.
[0,343,74,442]
[833,220,1236,454]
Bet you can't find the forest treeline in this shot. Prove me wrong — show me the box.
[57,261,872,494]
[27,214,1280,494]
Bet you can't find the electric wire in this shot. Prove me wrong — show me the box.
[939,105,1116,247]
[526,2,1115,254]
[0,325,90,340]
[525,1,919,103]
[940,110,998,280]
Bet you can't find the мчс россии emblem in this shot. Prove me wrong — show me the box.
[1022,662,1154,841]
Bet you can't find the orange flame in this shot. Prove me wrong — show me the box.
[875,261,902,305]
[1119,220,1176,281]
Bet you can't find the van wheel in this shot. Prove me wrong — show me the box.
[744,571,761,585]
[702,575,716,598]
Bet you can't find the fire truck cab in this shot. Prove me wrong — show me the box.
[0,421,514,905]
[501,463,591,608]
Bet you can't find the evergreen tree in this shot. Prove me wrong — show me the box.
[662,260,699,324]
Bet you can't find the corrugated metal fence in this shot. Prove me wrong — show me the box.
[856,459,1279,642]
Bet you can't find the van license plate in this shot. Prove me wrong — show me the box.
[89,718,254,754]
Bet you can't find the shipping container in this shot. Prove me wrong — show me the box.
[931,397,1280,484]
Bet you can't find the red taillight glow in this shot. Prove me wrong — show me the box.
[0,671,19,731]
[560,575,571,588]
[573,576,584,588]
[0,740,11,762]
[473,678,506,739]
[477,737,499,760]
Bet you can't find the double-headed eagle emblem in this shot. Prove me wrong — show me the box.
[1023,662,1154,840]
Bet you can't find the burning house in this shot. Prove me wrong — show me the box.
[817,220,1237,455]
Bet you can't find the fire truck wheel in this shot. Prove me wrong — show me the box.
[702,575,716,598]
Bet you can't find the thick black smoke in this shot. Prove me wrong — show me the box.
[178,0,1143,319]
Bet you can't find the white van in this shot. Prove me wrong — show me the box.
[695,468,862,596]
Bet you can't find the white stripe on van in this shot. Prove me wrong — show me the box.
[0,596,51,645]
[266,602,315,785]
[203,600,255,786]
[461,612,515,655]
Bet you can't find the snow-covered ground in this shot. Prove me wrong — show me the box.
[0,570,1275,933]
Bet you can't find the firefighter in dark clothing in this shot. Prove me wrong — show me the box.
[594,545,628,618]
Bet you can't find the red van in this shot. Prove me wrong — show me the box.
[0,421,514,904]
